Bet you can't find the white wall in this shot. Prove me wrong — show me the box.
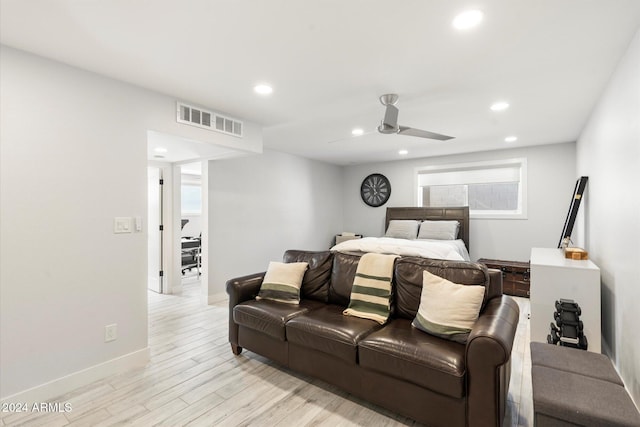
[0,46,262,400]
[206,149,344,294]
[181,214,202,238]
[342,143,576,262]
[576,29,640,406]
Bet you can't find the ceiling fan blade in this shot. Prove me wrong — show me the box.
[398,125,454,141]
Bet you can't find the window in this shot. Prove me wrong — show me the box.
[181,185,201,215]
[181,173,202,215]
[416,158,527,219]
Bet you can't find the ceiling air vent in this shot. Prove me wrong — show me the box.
[176,102,243,138]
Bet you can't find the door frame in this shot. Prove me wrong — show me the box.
[148,160,176,294]
[147,166,163,293]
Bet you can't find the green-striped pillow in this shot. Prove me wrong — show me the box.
[343,253,398,324]
[256,261,308,305]
[412,270,485,344]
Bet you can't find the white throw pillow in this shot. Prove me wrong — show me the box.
[417,220,460,240]
[412,270,485,343]
[256,261,308,304]
[385,220,420,240]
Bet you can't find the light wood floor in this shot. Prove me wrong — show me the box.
[2,278,533,427]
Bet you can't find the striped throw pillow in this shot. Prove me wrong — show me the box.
[412,270,485,343]
[343,253,398,324]
[256,261,308,305]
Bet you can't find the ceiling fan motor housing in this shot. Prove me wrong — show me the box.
[378,122,398,134]
[379,93,399,106]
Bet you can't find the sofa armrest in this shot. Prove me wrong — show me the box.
[225,272,265,352]
[486,268,503,300]
[465,295,520,427]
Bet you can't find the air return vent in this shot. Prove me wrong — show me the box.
[176,102,243,137]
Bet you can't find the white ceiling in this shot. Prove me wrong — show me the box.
[147,130,244,164]
[2,0,640,165]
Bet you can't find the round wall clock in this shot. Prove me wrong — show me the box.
[360,173,391,207]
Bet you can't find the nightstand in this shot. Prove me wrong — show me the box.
[477,258,530,298]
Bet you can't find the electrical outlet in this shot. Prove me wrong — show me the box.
[104,324,117,342]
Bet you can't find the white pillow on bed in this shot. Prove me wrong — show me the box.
[417,220,460,240]
[385,220,420,240]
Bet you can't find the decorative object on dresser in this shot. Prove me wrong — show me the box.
[564,247,588,260]
[477,258,530,298]
[558,176,588,249]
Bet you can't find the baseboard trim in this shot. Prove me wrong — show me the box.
[208,291,228,305]
[0,347,150,404]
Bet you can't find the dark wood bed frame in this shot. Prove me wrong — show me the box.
[385,206,470,251]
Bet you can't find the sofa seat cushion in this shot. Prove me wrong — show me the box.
[233,299,324,341]
[286,304,382,364]
[358,318,466,398]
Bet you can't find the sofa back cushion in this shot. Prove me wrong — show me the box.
[283,250,333,303]
[328,252,361,306]
[394,257,490,320]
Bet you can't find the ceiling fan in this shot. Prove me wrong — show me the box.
[377,94,454,141]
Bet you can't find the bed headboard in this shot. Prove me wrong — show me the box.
[385,206,470,251]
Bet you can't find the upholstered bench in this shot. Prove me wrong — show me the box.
[530,342,640,426]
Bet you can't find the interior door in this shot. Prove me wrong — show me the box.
[147,167,163,293]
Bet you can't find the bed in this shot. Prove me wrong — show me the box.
[331,206,471,261]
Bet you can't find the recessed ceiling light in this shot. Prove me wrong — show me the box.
[398,149,409,155]
[490,101,510,111]
[452,10,483,30]
[351,128,364,136]
[154,147,168,153]
[505,136,518,143]
[253,84,273,95]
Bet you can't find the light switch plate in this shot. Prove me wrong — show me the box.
[114,217,132,233]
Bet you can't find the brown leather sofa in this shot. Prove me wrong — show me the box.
[226,250,520,427]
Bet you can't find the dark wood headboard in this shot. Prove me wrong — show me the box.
[385,207,470,251]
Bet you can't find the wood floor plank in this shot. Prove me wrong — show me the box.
[185,369,300,427]
[64,409,112,427]
[130,398,189,426]
[156,392,225,426]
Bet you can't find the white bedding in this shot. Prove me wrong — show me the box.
[330,237,470,261]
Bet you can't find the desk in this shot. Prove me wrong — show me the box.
[530,248,601,353]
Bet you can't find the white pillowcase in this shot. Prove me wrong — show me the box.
[412,270,485,343]
[417,220,460,240]
[385,220,420,240]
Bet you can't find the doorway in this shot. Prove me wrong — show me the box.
[147,166,163,293]
[179,162,202,286]
[146,129,244,299]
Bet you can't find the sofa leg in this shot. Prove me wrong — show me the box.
[231,344,243,355]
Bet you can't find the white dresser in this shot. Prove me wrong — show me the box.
[530,248,601,353]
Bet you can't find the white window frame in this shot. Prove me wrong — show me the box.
[414,158,528,219]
